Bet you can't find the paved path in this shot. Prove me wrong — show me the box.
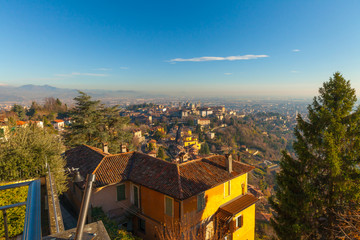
[60,203,78,230]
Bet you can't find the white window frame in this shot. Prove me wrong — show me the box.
[164,196,174,217]
[236,214,243,229]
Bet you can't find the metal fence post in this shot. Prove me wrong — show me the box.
[2,209,9,240]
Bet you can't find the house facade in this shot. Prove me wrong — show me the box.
[65,145,258,240]
[52,119,65,130]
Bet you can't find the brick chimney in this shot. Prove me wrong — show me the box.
[179,152,185,163]
[225,154,233,173]
[103,143,109,154]
[120,143,127,153]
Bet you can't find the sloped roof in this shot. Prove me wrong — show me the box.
[65,145,108,179]
[220,194,259,215]
[65,145,255,200]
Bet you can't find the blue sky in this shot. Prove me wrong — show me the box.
[0,0,360,97]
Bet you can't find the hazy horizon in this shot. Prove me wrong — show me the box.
[1,1,360,97]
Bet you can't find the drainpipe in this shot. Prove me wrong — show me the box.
[74,174,96,240]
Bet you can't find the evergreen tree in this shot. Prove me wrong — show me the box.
[64,91,131,153]
[199,142,210,155]
[11,104,26,120]
[157,147,166,160]
[26,101,39,119]
[270,72,360,239]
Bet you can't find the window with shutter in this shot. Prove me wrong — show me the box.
[165,196,173,216]
[236,215,243,229]
[138,218,146,232]
[116,184,125,201]
[133,185,139,208]
[197,192,205,211]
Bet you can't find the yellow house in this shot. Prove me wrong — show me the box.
[183,130,202,149]
[65,145,258,240]
[147,139,157,149]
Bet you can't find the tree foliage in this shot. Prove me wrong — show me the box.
[0,183,27,238]
[0,125,68,194]
[157,146,166,160]
[11,104,26,120]
[199,142,210,155]
[270,72,360,239]
[91,207,141,240]
[64,91,131,153]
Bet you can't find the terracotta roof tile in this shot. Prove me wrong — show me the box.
[65,145,108,179]
[220,194,259,215]
[66,145,255,200]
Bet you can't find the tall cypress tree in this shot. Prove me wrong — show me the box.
[270,72,360,239]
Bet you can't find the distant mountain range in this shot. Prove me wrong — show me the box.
[0,84,147,104]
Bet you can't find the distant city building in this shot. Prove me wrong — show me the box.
[52,119,65,131]
[196,118,211,126]
[207,132,215,139]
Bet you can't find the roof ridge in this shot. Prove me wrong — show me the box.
[83,144,108,157]
[132,151,177,165]
[178,157,204,165]
[111,151,135,156]
[93,152,136,175]
[92,156,106,175]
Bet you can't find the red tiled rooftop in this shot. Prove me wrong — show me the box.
[16,121,26,125]
[66,145,256,200]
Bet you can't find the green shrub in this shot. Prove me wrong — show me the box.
[91,207,141,240]
[0,182,28,238]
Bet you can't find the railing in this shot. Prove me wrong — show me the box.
[0,180,41,240]
[47,165,60,234]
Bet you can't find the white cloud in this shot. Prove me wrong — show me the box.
[120,67,129,70]
[224,73,232,75]
[292,49,300,52]
[55,72,108,77]
[168,54,269,62]
[291,70,299,73]
[95,68,112,71]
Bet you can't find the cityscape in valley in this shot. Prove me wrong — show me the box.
[0,89,306,239]
[1,1,360,240]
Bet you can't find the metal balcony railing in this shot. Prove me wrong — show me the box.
[0,180,41,240]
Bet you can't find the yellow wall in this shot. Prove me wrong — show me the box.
[141,185,180,223]
[182,173,248,221]
[90,172,254,240]
[138,186,180,240]
[231,204,256,240]
[184,140,198,147]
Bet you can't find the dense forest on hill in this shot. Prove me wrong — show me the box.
[212,113,296,160]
